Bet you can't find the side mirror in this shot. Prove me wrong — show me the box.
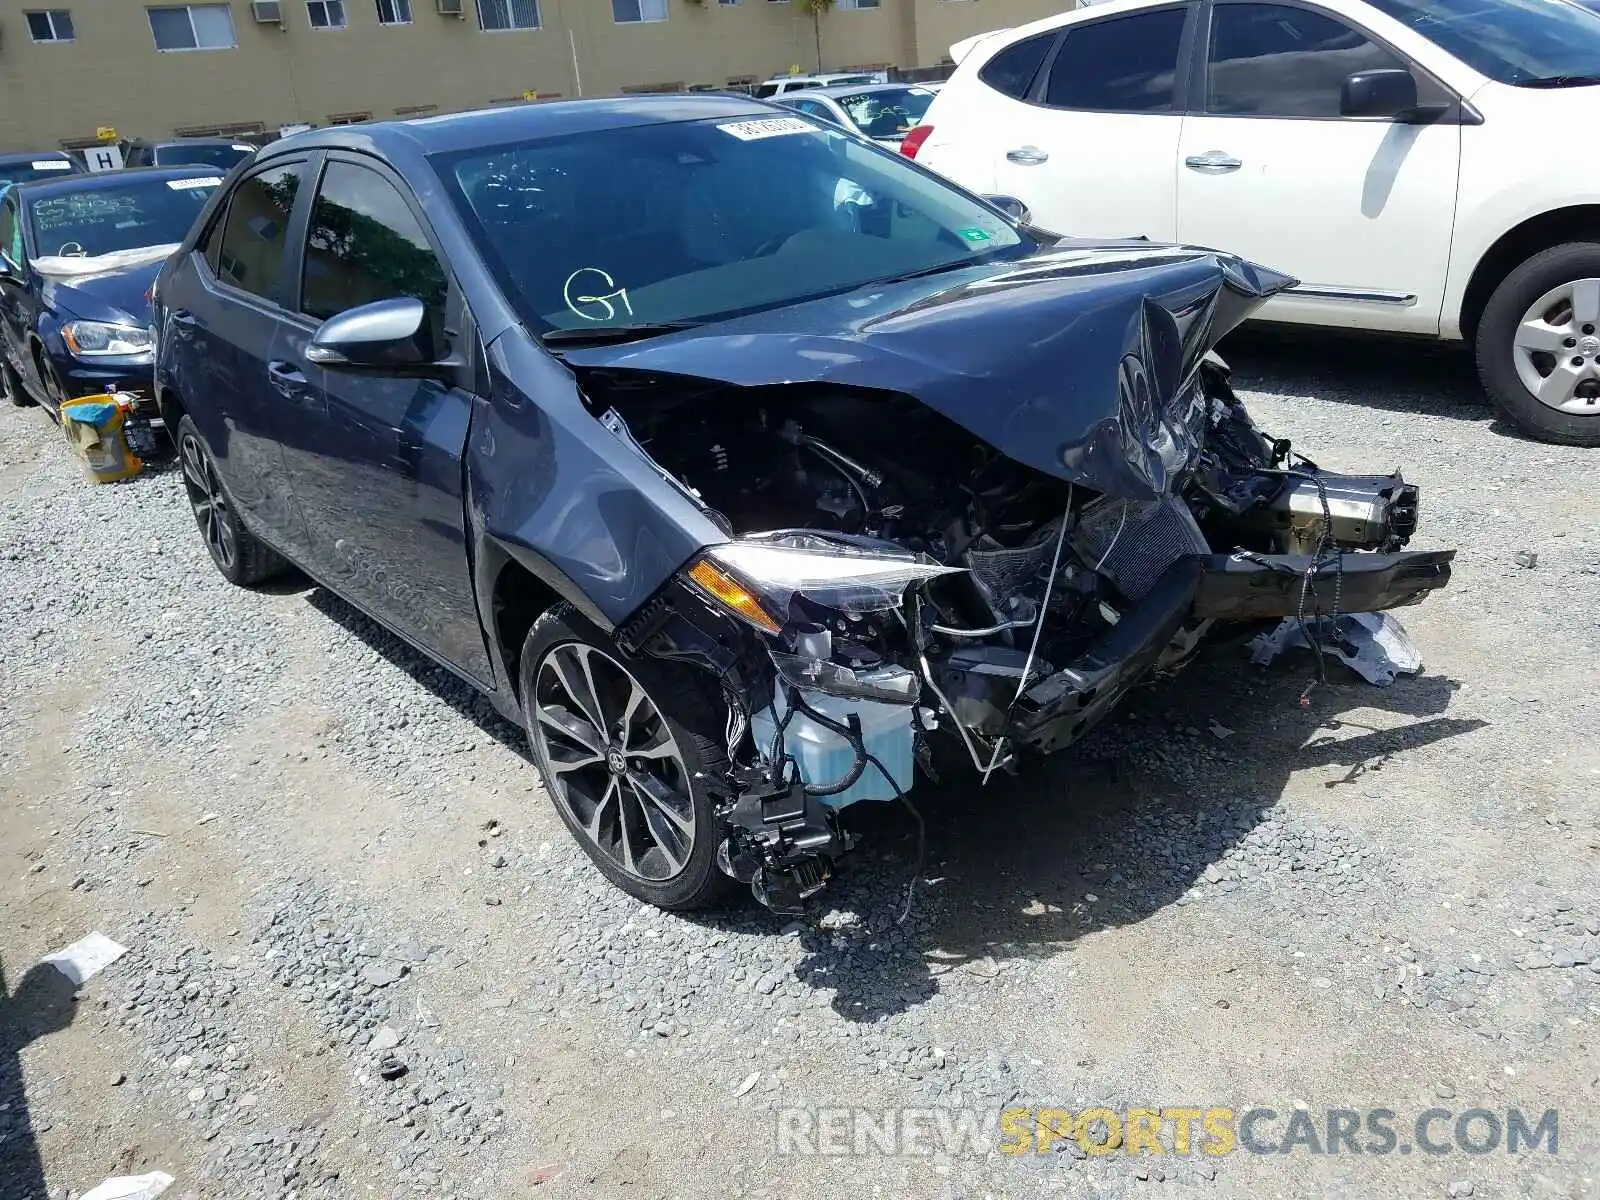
[304,296,440,373]
[983,194,1032,224]
[1340,69,1419,119]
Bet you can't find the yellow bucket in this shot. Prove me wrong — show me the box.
[60,393,143,483]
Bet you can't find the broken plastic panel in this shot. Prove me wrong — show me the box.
[1248,610,1424,686]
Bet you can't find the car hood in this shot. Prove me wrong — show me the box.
[41,259,162,327]
[561,239,1295,499]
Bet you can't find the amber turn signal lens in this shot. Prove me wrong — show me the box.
[686,558,782,635]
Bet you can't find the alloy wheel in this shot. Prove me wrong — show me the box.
[179,432,237,571]
[1512,277,1600,414]
[530,642,696,883]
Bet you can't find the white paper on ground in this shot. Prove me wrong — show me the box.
[79,1172,174,1200]
[40,931,128,985]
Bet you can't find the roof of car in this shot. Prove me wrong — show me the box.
[267,95,775,159]
[9,164,229,202]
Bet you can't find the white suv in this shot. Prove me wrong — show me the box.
[909,0,1600,445]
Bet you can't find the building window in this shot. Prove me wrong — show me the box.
[717,0,738,5]
[147,4,236,49]
[328,111,371,123]
[307,0,346,26]
[394,102,436,115]
[26,10,75,42]
[376,0,411,21]
[835,0,879,9]
[477,0,539,29]
[612,0,666,22]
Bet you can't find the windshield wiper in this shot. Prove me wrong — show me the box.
[1517,73,1600,88]
[866,260,974,288]
[541,321,699,347]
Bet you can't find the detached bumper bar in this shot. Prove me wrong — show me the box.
[1192,550,1454,621]
[1008,549,1452,753]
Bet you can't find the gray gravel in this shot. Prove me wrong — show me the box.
[3,332,1599,1199]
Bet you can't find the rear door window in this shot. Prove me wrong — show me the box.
[977,31,1057,100]
[213,161,304,303]
[1207,3,1406,117]
[1043,8,1190,112]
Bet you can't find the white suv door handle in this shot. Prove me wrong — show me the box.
[1005,145,1049,166]
[1185,150,1243,173]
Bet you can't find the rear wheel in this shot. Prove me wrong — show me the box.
[1,359,34,408]
[1477,242,1600,446]
[520,604,735,910]
[175,415,289,586]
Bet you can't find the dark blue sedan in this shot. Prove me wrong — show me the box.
[0,166,222,416]
[152,98,1452,913]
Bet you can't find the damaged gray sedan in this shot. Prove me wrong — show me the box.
[153,98,1454,915]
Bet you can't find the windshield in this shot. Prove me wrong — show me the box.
[434,115,1027,334]
[1366,0,1600,85]
[836,87,937,139]
[26,176,220,258]
[0,159,78,188]
[154,143,253,170]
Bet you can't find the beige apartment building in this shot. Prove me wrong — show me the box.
[0,0,1068,151]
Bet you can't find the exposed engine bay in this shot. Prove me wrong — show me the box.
[591,359,1452,913]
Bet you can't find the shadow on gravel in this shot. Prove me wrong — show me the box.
[303,586,529,756]
[0,958,78,1199]
[775,647,1486,1023]
[292,568,1487,1026]
[1221,326,1545,443]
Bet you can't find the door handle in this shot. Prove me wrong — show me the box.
[266,360,307,399]
[1184,151,1243,173]
[1005,145,1049,166]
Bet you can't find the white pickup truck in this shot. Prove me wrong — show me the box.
[908,0,1600,445]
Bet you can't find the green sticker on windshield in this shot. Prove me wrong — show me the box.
[957,227,992,243]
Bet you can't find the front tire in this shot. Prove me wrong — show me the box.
[175,415,289,586]
[519,604,735,910]
[1477,242,1600,446]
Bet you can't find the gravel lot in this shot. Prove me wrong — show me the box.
[2,331,1597,1200]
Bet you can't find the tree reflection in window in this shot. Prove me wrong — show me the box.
[301,162,447,350]
[215,164,301,300]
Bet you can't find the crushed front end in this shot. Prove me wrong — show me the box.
[582,246,1455,911]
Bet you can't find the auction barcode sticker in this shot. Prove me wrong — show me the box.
[717,117,816,141]
[167,176,223,190]
[31,160,72,170]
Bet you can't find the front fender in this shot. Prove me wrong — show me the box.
[466,328,729,660]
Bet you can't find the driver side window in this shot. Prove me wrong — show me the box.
[1207,3,1405,118]
[299,161,448,348]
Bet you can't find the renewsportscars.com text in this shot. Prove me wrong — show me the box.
[773,1105,1560,1158]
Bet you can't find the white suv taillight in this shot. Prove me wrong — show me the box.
[900,125,933,159]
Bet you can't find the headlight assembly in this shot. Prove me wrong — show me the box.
[684,533,961,636]
[61,320,153,357]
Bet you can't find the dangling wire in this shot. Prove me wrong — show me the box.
[980,490,1073,786]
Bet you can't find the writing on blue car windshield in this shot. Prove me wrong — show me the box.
[837,87,937,140]
[434,115,1027,334]
[27,176,220,258]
